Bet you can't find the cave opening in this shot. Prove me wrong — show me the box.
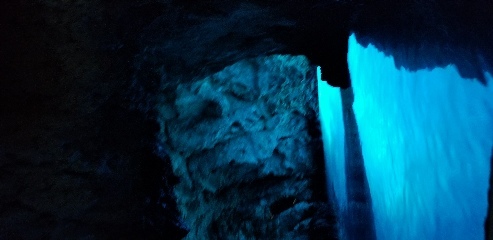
[318,33,493,240]
[349,33,493,240]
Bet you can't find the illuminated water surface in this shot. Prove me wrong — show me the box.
[320,34,493,240]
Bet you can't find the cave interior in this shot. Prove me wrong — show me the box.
[1,0,492,239]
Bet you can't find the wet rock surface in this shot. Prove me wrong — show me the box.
[156,55,336,239]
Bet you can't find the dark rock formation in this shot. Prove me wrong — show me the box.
[134,0,353,88]
[155,55,336,239]
[0,0,186,238]
[351,0,493,83]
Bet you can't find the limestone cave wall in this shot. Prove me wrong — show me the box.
[155,55,336,239]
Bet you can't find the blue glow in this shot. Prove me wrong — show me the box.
[318,66,346,213]
[346,34,493,240]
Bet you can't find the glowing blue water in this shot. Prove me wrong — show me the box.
[347,34,493,240]
[317,66,346,213]
[319,34,493,239]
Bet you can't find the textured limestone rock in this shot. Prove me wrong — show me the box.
[157,55,331,239]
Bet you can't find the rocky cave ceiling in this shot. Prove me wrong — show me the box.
[127,0,493,87]
[3,0,492,88]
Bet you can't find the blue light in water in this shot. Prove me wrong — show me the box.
[317,66,346,213]
[347,34,493,240]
